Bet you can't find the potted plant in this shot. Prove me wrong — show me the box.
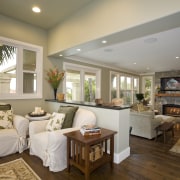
[136,93,144,103]
[46,67,65,100]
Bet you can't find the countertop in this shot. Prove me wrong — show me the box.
[45,99,130,110]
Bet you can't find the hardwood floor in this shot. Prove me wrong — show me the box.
[1,123,180,180]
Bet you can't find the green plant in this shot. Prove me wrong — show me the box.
[84,79,96,102]
[0,45,16,65]
[136,93,144,102]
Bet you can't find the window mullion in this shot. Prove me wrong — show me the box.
[16,47,23,94]
[117,74,120,98]
[35,49,43,97]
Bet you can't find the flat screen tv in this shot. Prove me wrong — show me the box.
[160,77,180,91]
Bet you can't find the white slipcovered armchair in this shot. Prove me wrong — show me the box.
[130,111,175,139]
[0,115,29,157]
[29,108,96,172]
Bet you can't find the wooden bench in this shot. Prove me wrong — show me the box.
[155,122,174,143]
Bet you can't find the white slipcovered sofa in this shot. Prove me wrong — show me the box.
[29,107,96,172]
[130,111,175,139]
[0,115,29,157]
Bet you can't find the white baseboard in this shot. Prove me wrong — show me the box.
[113,147,130,164]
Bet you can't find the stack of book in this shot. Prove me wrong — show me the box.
[80,125,101,136]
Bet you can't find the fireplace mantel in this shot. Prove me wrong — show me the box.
[156,93,180,97]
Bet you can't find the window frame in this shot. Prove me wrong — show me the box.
[141,75,154,105]
[0,36,43,99]
[63,62,101,101]
[110,71,139,104]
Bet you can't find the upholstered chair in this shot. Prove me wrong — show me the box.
[29,107,96,172]
[0,104,29,157]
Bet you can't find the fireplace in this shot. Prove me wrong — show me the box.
[162,104,180,117]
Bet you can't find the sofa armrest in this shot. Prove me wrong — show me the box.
[13,115,29,137]
[29,120,49,137]
[47,127,80,149]
[44,127,80,171]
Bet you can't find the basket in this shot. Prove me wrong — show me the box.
[57,93,64,101]
[82,143,103,162]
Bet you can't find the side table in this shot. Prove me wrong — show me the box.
[25,113,51,122]
[64,128,117,180]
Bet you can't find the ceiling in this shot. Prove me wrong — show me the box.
[73,26,180,74]
[0,0,92,29]
[0,0,180,74]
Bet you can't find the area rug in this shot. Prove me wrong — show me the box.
[170,138,180,154]
[0,158,41,180]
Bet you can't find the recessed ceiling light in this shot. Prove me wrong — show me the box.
[176,56,179,59]
[32,6,41,13]
[59,54,63,57]
[76,48,81,51]
[133,62,137,65]
[102,40,107,44]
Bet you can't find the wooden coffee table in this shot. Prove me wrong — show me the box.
[155,122,174,143]
[64,128,117,180]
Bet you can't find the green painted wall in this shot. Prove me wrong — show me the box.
[0,15,50,115]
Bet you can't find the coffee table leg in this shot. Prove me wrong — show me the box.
[163,131,166,143]
[155,127,158,141]
[172,127,174,137]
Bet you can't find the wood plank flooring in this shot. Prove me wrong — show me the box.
[0,123,180,180]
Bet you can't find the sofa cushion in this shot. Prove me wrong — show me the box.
[155,115,176,124]
[73,108,96,127]
[46,112,65,131]
[58,106,79,129]
[130,110,154,118]
[131,103,150,112]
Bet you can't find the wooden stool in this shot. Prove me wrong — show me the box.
[155,122,174,143]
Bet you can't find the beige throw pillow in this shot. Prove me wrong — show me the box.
[0,109,13,129]
[46,112,65,131]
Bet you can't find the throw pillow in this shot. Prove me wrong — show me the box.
[0,104,11,111]
[0,109,13,129]
[46,112,65,131]
[137,103,145,112]
[58,106,79,129]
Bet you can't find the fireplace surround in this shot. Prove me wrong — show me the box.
[163,104,180,117]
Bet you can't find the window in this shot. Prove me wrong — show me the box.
[63,63,101,102]
[110,71,139,104]
[0,36,43,99]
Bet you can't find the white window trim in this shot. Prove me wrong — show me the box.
[63,62,101,100]
[0,36,43,99]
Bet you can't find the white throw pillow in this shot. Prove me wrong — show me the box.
[46,112,65,131]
